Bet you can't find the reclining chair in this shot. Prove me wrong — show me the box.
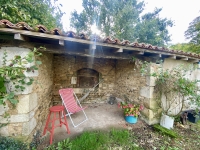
[59,88,88,127]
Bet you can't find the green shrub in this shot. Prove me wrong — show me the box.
[0,136,28,150]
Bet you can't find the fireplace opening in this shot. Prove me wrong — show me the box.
[77,68,99,88]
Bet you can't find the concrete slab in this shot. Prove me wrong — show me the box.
[42,103,146,144]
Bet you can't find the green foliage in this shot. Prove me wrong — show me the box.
[0,0,64,30]
[46,129,132,150]
[185,16,200,45]
[71,130,108,150]
[0,47,43,106]
[0,136,28,150]
[135,8,173,46]
[140,61,200,116]
[30,130,46,150]
[119,101,144,117]
[70,0,173,46]
[170,43,200,54]
[110,128,130,145]
[153,124,178,138]
[57,138,72,150]
[45,139,72,150]
[0,47,43,127]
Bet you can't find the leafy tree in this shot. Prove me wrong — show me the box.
[0,0,64,30]
[185,16,200,45]
[135,8,173,46]
[170,43,200,54]
[70,0,173,46]
[182,15,200,53]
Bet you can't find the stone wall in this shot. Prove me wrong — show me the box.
[53,55,116,104]
[113,59,154,123]
[52,56,158,124]
[30,52,53,140]
[2,47,198,140]
[114,59,146,100]
[0,47,53,141]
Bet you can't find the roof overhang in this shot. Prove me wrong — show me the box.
[0,28,199,63]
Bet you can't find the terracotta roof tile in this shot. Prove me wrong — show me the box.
[103,37,115,44]
[121,40,130,45]
[78,33,89,40]
[0,19,16,28]
[0,19,199,59]
[52,28,63,35]
[36,25,51,33]
[15,22,34,31]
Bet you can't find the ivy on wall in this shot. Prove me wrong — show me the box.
[0,47,44,127]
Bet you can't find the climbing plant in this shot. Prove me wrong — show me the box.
[0,47,44,127]
[140,60,200,116]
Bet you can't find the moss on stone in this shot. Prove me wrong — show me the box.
[153,124,178,138]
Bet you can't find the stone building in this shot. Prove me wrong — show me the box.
[0,19,200,141]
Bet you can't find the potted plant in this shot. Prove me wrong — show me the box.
[118,101,144,124]
[187,109,200,123]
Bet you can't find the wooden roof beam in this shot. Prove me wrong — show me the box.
[115,48,123,52]
[188,58,199,63]
[59,40,64,46]
[180,57,188,61]
[14,33,27,41]
[168,55,176,59]
[137,51,144,55]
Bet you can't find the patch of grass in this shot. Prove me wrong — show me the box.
[71,130,109,150]
[153,124,178,138]
[45,128,143,150]
[110,128,129,145]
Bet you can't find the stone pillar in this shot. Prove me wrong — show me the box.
[140,63,161,125]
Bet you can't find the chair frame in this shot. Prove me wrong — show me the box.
[59,88,88,127]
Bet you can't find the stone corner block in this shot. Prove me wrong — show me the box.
[10,114,29,123]
[0,125,9,136]
[24,70,39,77]
[146,75,156,86]
[22,117,37,136]
[0,104,9,116]
[17,93,38,114]
[140,86,154,98]
[5,82,33,95]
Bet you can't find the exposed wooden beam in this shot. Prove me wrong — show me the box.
[0,28,200,60]
[136,51,144,55]
[14,33,25,41]
[115,48,123,52]
[169,55,176,59]
[59,40,64,46]
[0,28,179,56]
[0,40,132,59]
[189,59,199,63]
[181,57,188,61]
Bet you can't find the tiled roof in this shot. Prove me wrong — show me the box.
[0,19,199,59]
